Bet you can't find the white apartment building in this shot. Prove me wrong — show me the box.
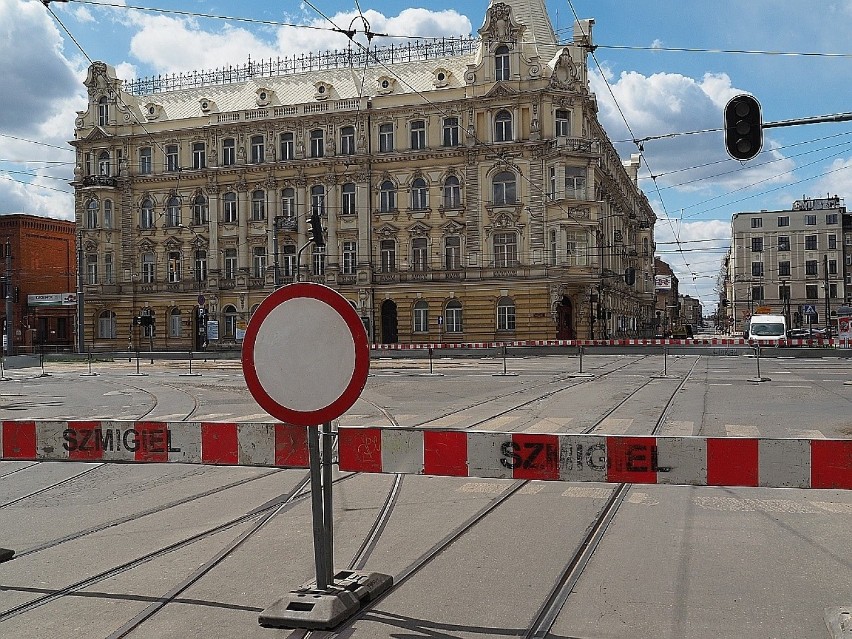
[728,196,846,334]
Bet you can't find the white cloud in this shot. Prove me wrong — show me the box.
[122,8,471,77]
[0,0,83,219]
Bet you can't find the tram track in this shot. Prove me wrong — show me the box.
[1,354,697,637]
[290,355,701,637]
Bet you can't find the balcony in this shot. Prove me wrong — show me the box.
[81,175,118,188]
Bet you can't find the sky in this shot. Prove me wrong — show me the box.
[2,0,852,312]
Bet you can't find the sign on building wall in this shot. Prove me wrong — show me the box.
[655,275,672,290]
[27,293,76,307]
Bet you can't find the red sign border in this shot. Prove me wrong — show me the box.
[241,283,370,426]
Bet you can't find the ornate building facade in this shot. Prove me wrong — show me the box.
[71,2,656,350]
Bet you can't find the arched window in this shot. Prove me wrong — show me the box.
[380,240,396,272]
[223,192,237,224]
[192,195,208,225]
[497,296,516,331]
[412,237,428,271]
[223,305,237,338]
[166,196,181,227]
[251,189,265,221]
[443,176,461,209]
[340,126,355,155]
[102,199,113,229]
[86,199,99,229]
[169,308,182,338]
[445,299,463,333]
[379,180,396,212]
[492,171,517,205]
[141,252,156,283]
[413,300,428,333]
[140,198,154,229]
[341,183,356,215]
[310,129,324,158]
[495,110,512,142]
[310,185,325,215]
[251,135,265,163]
[281,188,296,222]
[222,138,236,166]
[495,45,510,81]
[97,151,111,177]
[97,310,116,339]
[411,178,428,210]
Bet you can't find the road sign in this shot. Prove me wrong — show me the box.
[242,283,370,425]
[197,294,205,306]
[802,304,817,316]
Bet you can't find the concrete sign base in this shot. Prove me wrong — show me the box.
[259,570,392,630]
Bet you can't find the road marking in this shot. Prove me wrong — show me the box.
[789,429,826,439]
[457,482,506,494]
[726,424,761,437]
[660,421,695,437]
[236,413,272,422]
[709,383,733,386]
[194,413,233,421]
[523,418,574,433]
[561,487,612,499]
[477,415,525,432]
[776,385,811,389]
[595,417,633,434]
[426,413,470,428]
[695,496,852,515]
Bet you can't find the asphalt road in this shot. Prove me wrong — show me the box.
[0,351,849,639]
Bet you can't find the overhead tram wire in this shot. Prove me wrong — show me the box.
[64,0,348,36]
[0,133,75,153]
[294,2,612,236]
[565,0,700,300]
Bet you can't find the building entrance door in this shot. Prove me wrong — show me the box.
[556,297,574,340]
[381,299,398,344]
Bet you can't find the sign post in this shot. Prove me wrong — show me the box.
[242,282,391,629]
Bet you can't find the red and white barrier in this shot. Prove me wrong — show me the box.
[0,421,310,468]
[2,421,849,490]
[369,338,833,349]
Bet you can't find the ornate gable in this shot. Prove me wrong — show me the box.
[478,3,525,51]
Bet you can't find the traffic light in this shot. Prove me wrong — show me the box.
[624,267,636,286]
[724,94,762,161]
[308,212,325,247]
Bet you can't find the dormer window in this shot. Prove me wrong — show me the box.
[495,45,510,81]
[314,81,332,101]
[377,76,395,94]
[433,68,451,88]
[199,97,216,113]
[144,103,163,120]
[255,87,274,107]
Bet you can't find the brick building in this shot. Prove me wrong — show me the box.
[0,215,77,353]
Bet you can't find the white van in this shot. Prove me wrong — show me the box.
[745,314,787,344]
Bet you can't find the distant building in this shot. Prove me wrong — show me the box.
[71,1,656,349]
[729,196,846,334]
[679,295,703,328]
[0,214,77,353]
[653,257,679,336]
